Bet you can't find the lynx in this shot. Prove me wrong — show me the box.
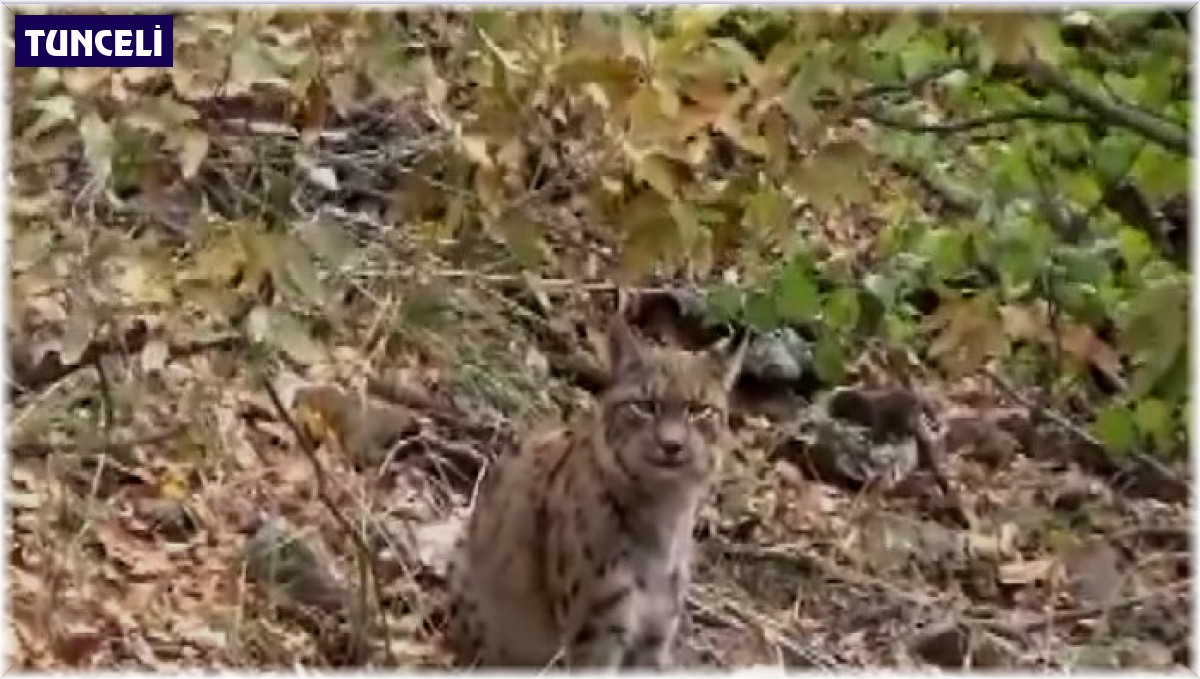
[445,316,745,670]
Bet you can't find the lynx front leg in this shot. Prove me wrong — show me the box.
[564,588,638,670]
[565,627,630,669]
[622,620,678,670]
[623,571,685,671]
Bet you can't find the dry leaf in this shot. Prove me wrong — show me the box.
[178,129,209,179]
[998,557,1062,586]
[61,307,95,365]
[141,339,170,373]
[306,165,339,191]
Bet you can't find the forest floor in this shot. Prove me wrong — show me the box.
[6,15,1193,672]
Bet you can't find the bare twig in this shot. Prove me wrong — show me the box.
[688,581,845,671]
[10,426,186,459]
[966,579,1190,635]
[10,330,244,396]
[983,366,1186,501]
[258,370,395,666]
[92,354,114,433]
[712,539,949,612]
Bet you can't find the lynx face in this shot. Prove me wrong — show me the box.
[599,318,744,488]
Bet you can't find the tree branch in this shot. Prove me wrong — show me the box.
[854,58,1188,154]
[869,108,1097,134]
[1023,58,1189,155]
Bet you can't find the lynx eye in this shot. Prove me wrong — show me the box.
[686,402,717,421]
[625,400,657,419]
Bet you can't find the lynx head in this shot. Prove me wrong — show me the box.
[596,315,746,490]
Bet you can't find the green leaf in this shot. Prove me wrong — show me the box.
[812,334,845,384]
[883,312,918,345]
[823,286,861,332]
[872,14,919,53]
[1120,277,1187,358]
[863,272,897,306]
[705,284,743,326]
[1128,345,1184,401]
[1133,398,1173,452]
[1063,171,1101,206]
[743,183,791,238]
[995,243,1040,295]
[1094,133,1141,184]
[1093,405,1137,455]
[919,227,968,280]
[1131,146,1188,200]
[744,290,777,331]
[899,34,946,79]
[991,146,1037,196]
[1116,227,1154,269]
[1058,244,1112,288]
[774,263,820,324]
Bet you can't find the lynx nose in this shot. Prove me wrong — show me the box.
[660,439,685,458]
[657,420,687,459]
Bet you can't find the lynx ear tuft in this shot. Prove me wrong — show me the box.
[607,314,645,378]
[708,332,749,393]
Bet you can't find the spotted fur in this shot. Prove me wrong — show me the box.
[444,316,745,670]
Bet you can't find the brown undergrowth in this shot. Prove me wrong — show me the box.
[7,9,1191,671]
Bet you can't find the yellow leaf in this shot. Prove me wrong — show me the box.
[926,296,1010,377]
[998,557,1063,586]
[61,307,95,365]
[140,339,170,373]
[115,262,175,305]
[247,306,325,366]
[23,95,75,140]
[672,7,723,39]
[793,140,873,210]
[178,129,209,179]
[328,71,358,115]
[187,231,246,285]
[460,134,493,169]
[557,54,641,110]
[715,115,770,158]
[976,12,1061,66]
[276,232,328,307]
[159,469,188,501]
[668,199,703,252]
[618,190,675,277]
[295,217,358,268]
[62,68,110,96]
[627,86,674,141]
[79,113,114,182]
[633,153,680,200]
[230,40,281,90]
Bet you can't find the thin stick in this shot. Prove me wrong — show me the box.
[259,370,395,665]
